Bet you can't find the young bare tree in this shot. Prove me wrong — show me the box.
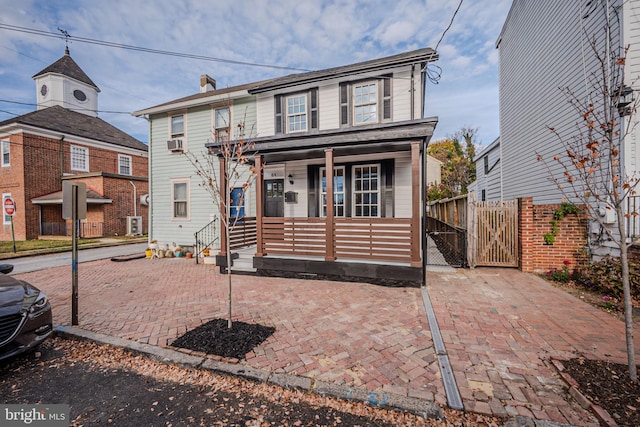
[538,39,639,380]
[184,114,259,329]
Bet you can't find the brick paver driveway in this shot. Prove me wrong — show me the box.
[15,258,444,404]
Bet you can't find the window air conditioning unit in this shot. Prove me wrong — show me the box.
[167,138,184,152]
[126,216,143,235]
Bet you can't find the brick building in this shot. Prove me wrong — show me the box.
[0,48,148,240]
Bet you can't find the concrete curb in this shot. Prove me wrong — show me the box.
[0,238,147,260]
[55,326,445,421]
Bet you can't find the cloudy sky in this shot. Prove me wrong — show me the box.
[0,0,512,148]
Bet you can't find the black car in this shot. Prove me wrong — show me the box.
[0,264,53,361]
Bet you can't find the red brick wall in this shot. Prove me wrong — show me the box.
[0,130,148,241]
[518,197,589,273]
[0,134,27,240]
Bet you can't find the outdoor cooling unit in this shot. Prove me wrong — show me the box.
[167,138,184,152]
[126,216,143,235]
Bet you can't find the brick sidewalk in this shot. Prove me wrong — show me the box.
[16,258,445,405]
[427,267,640,426]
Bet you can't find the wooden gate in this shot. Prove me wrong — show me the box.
[469,198,519,267]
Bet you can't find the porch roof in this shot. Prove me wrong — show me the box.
[31,189,112,205]
[206,117,437,162]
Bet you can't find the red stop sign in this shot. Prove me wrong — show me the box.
[3,197,15,216]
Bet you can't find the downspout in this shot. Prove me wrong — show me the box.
[410,64,415,120]
[129,181,137,217]
[59,135,65,186]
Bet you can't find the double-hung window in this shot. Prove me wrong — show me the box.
[172,179,189,220]
[353,164,380,217]
[275,89,318,134]
[340,76,392,126]
[286,94,307,133]
[1,140,9,167]
[118,154,132,176]
[170,114,185,139]
[354,83,378,124]
[71,145,89,172]
[214,107,230,143]
[320,166,345,217]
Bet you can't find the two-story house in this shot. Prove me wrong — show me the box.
[497,0,640,256]
[135,48,438,285]
[0,48,149,240]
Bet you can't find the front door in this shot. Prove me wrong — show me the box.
[265,179,284,217]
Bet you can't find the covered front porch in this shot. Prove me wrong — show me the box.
[214,119,436,285]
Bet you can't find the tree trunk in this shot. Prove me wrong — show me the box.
[618,207,637,381]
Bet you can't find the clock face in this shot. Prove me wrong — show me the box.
[40,84,48,97]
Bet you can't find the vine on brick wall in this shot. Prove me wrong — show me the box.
[543,202,580,245]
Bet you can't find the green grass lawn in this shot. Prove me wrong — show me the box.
[0,239,100,254]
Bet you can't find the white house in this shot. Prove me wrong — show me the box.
[471,137,501,202]
[135,48,439,284]
[497,0,640,254]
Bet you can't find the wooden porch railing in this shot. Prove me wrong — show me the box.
[229,217,257,250]
[261,217,414,263]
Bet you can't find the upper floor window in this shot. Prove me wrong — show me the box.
[340,77,391,127]
[71,145,89,172]
[275,89,318,134]
[286,94,307,133]
[1,140,9,167]
[484,156,489,175]
[118,154,132,176]
[354,83,378,124]
[214,107,230,143]
[170,114,185,138]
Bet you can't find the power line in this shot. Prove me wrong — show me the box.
[0,24,312,73]
[435,0,464,52]
[0,99,134,115]
[428,0,465,85]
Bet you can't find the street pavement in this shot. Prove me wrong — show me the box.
[9,254,640,426]
[5,242,147,274]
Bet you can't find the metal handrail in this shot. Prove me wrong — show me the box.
[194,218,218,264]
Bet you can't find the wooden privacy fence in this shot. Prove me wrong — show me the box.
[468,197,519,267]
[261,217,414,263]
[429,193,519,267]
[229,217,257,250]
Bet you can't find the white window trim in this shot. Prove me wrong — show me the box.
[2,193,11,225]
[1,140,9,167]
[171,178,190,221]
[352,163,381,218]
[169,113,186,139]
[353,81,378,125]
[286,93,308,134]
[213,107,231,143]
[118,154,132,176]
[70,145,89,172]
[319,166,345,218]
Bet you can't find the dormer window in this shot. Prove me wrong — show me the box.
[275,89,318,134]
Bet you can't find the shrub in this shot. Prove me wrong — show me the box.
[573,256,640,300]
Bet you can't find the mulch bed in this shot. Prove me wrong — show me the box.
[171,318,275,359]
[563,358,640,426]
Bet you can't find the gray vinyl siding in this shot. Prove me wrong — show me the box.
[254,65,420,138]
[499,0,623,205]
[474,142,501,201]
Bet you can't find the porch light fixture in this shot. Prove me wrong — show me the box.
[288,174,294,185]
[614,85,635,116]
